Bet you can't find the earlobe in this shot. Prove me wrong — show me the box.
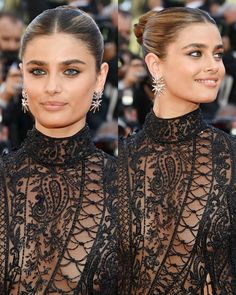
[145,53,161,77]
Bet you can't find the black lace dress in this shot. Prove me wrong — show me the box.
[0,125,117,294]
[118,108,236,295]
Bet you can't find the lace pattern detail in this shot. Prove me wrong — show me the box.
[118,109,235,294]
[24,125,95,166]
[144,108,208,143]
[0,126,117,294]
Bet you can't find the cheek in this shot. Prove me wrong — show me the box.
[25,85,42,105]
[67,82,95,106]
[165,67,193,87]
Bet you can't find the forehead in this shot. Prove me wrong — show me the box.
[23,33,94,62]
[172,23,222,47]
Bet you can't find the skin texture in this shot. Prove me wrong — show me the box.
[20,33,108,138]
[145,23,225,118]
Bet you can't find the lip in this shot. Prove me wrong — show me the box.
[195,78,219,87]
[41,101,68,111]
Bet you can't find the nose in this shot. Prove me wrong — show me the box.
[204,57,219,74]
[45,73,62,95]
[204,66,219,73]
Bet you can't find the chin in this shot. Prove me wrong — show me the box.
[200,96,217,104]
[191,94,218,104]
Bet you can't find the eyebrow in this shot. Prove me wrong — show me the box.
[26,59,86,66]
[182,43,224,50]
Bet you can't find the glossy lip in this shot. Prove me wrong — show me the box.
[41,101,68,111]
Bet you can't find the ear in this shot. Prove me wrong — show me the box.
[144,53,162,77]
[95,62,109,92]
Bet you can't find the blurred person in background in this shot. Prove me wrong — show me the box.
[118,54,153,129]
[0,6,117,294]
[118,7,236,294]
[87,1,118,138]
[0,11,33,152]
[118,7,153,133]
[212,103,236,135]
[223,3,236,51]
[118,8,132,51]
[145,0,164,11]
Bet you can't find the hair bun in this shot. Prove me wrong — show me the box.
[133,23,144,45]
[134,11,158,45]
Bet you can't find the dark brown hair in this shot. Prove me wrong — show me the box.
[20,6,104,71]
[134,7,217,59]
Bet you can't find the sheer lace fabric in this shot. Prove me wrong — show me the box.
[118,109,235,295]
[0,125,117,294]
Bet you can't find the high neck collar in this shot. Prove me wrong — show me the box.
[24,125,96,166]
[143,108,208,144]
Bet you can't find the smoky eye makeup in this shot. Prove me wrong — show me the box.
[28,68,46,76]
[63,68,81,76]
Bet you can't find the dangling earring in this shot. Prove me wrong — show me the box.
[152,75,166,97]
[22,89,29,113]
[90,90,103,113]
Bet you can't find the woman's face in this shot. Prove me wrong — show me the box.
[21,33,108,137]
[158,23,225,106]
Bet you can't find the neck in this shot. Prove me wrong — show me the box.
[35,119,86,138]
[153,95,199,119]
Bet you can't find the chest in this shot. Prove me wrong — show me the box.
[5,164,107,294]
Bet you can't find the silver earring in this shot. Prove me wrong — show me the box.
[90,90,103,113]
[22,89,29,113]
[152,75,166,97]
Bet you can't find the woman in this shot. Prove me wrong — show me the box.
[118,7,236,294]
[0,6,117,294]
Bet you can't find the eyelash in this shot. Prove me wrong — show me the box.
[30,68,46,76]
[29,68,80,76]
[188,50,224,60]
[64,69,80,76]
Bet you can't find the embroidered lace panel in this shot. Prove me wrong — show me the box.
[0,125,117,294]
[118,108,235,295]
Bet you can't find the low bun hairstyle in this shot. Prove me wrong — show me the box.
[134,7,216,59]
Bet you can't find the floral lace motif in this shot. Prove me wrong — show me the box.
[0,125,117,294]
[118,108,235,294]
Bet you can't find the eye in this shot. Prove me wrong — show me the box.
[214,52,223,60]
[64,69,80,76]
[30,68,46,76]
[188,50,202,57]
